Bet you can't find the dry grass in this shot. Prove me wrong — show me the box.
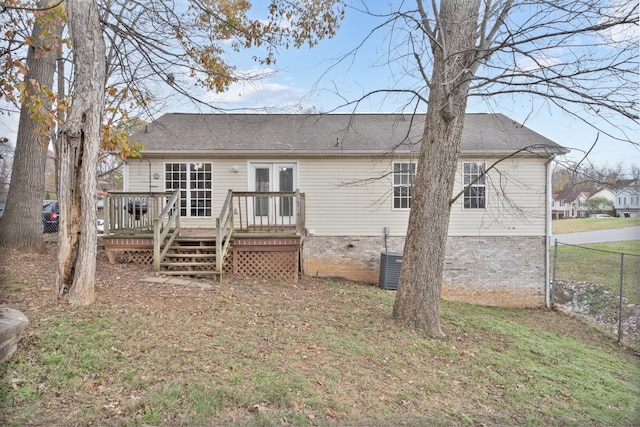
[1,242,639,426]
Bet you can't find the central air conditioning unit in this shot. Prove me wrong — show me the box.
[379,252,403,290]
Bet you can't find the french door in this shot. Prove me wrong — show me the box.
[249,163,297,224]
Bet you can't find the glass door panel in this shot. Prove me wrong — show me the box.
[249,163,297,225]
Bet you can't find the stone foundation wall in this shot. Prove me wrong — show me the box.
[302,235,547,307]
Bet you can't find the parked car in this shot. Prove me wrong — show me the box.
[589,214,613,218]
[96,219,104,234]
[43,200,59,233]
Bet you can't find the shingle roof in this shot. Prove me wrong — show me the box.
[130,112,567,156]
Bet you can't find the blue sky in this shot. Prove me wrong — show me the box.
[1,1,638,174]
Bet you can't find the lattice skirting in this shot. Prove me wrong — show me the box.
[231,250,298,282]
[113,250,153,265]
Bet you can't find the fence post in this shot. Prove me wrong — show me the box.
[618,253,625,344]
[551,239,559,306]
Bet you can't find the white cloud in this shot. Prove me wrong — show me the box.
[599,0,639,44]
[201,68,312,111]
[515,53,563,72]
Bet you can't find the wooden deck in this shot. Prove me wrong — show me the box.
[103,191,306,281]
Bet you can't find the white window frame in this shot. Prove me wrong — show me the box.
[463,161,487,210]
[164,162,213,217]
[392,161,416,210]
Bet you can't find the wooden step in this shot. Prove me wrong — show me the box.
[161,261,216,268]
[157,270,221,276]
[174,236,216,243]
[163,253,216,259]
[168,246,217,252]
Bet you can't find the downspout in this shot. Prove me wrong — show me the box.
[122,159,129,191]
[544,157,553,308]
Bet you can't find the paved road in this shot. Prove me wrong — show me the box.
[552,226,640,245]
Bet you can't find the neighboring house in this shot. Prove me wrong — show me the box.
[551,193,570,219]
[575,191,591,218]
[614,180,640,217]
[552,188,585,219]
[120,112,566,308]
[552,187,616,219]
[587,187,615,214]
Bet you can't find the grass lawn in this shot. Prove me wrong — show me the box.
[1,244,639,426]
[552,217,640,234]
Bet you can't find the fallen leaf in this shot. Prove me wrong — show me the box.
[10,378,25,390]
[326,408,347,419]
[250,403,266,413]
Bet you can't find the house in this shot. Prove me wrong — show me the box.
[552,186,617,219]
[614,180,640,217]
[587,187,615,214]
[551,191,571,219]
[552,189,589,219]
[113,112,566,308]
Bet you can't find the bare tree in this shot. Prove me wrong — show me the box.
[335,0,638,334]
[0,0,64,253]
[55,0,106,304]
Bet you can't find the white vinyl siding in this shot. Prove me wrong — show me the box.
[126,155,548,236]
[450,156,548,236]
[300,157,411,236]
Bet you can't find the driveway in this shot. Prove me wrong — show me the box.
[552,226,640,245]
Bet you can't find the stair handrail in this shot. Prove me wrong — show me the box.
[216,189,235,276]
[153,190,181,271]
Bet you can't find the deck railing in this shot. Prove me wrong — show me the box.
[216,190,235,275]
[154,190,181,271]
[230,190,305,235]
[104,192,173,234]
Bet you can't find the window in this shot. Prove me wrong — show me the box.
[393,162,416,209]
[165,162,212,217]
[463,162,486,209]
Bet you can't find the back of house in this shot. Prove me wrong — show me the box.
[123,112,566,307]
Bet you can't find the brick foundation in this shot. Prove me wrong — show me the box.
[302,235,547,307]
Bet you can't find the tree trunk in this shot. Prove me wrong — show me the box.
[392,0,481,335]
[0,0,64,253]
[56,0,106,305]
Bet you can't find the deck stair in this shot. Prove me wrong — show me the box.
[159,235,223,277]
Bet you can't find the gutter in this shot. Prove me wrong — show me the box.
[133,147,567,159]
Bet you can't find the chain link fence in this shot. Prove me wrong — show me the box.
[551,240,640,350]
